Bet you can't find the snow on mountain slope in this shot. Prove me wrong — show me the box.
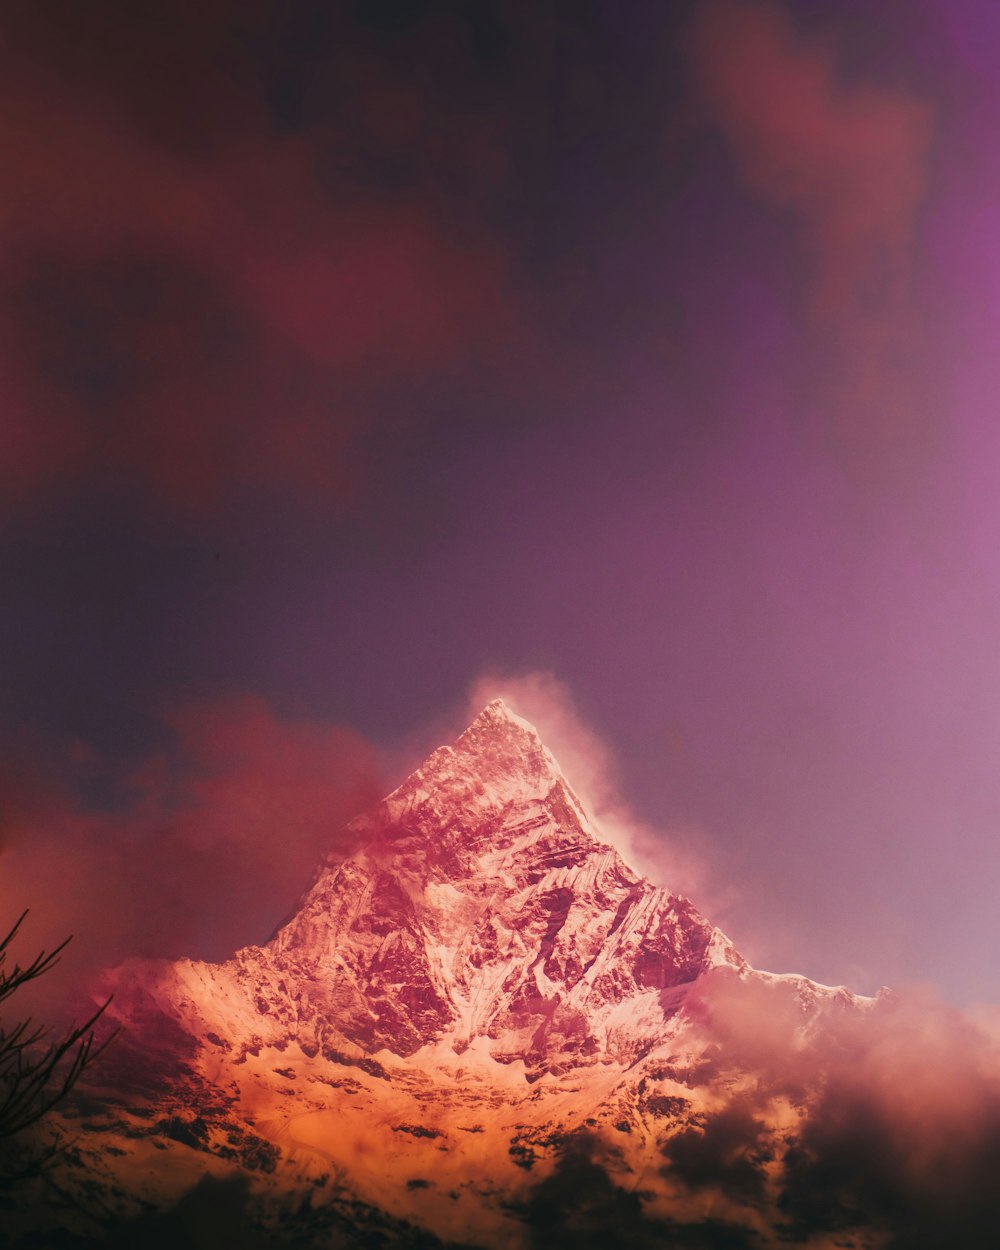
[106,700,750,1075]
[7,701,874,1249]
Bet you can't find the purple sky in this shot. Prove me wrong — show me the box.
[3,0,1000,1004]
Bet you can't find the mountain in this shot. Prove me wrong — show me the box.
[6,701,876,1249]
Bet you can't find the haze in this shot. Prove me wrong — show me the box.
[2,0,999,1006]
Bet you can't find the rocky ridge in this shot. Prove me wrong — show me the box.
[8,701,873,1249]
[105,701,762,1083]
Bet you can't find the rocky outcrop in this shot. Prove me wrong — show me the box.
[108,700,749,1076]
[43,701,873,1250]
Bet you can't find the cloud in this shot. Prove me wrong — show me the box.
[520,1130,758,1249]
[0,13,521,518]
[0,694,381,1005]
[664,1097,769,1204]
[687,0,934,468]
[661,972,1000,1247]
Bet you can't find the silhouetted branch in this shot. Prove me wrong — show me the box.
[0,911,119,1144]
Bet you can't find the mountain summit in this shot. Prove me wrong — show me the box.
[14,704,872,1249]
[112,701,744,1075]
[265,698,746,1069]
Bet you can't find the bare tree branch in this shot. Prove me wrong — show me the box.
[0,911,119,1145]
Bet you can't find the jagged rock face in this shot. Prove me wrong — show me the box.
[13,702,878,1250]
[246,700,745,1071]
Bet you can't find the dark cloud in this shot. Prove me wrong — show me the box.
[662,1097,770,1203]
[0,1,755,524]
[659,972,1000,1247]
[0,4,527,518]
[519,1131,757,1249]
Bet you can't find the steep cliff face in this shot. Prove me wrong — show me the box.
[111,700,746,1077]
[11,703,873,1250]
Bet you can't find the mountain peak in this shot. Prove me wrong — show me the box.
[441,699,565,800]
[70,700,870,1250]
[471,696,533,726]
[242,697,748,1067]
[460,697,543,742]
[335,700,576,863]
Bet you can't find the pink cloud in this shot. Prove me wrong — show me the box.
[687,0,934,465]
[667,971,1000,1241]
[0,50,521,517]
[0,695,381,1004]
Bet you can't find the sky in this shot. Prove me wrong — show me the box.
[2,0,1000,1006]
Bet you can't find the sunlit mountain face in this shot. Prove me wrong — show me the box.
[12,703,1000,1249]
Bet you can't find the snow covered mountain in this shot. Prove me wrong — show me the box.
[114,701,750,1072]
[8,701,875,1248]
